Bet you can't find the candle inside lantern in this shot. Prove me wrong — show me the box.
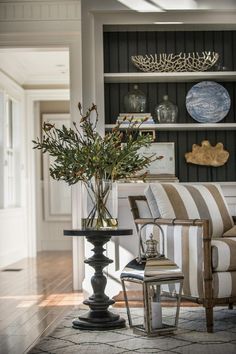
[151,301,162,329]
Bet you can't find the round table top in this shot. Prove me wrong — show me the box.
[64,228,133,237]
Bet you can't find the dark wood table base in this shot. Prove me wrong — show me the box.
[72,310,126,330]
[64,228,132,330]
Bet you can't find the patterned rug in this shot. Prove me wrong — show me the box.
[29,307,236,354]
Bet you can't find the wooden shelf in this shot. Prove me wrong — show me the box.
[105,123,236,131]
[104,71,236,83]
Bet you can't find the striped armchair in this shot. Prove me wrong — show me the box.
[129,183,236,333]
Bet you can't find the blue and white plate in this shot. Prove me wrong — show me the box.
[186,81,231,123]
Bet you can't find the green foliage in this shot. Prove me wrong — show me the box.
[32,103,159,185]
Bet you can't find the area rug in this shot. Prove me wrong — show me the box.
[29,307,236,354]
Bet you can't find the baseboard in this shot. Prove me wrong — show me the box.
[0,248,28,268]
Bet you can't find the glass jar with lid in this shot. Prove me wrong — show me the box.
[124,84,147,113]
[154,95,178,123]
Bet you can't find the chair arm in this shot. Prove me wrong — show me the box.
[134,217,211,301]
[135,217,210,236]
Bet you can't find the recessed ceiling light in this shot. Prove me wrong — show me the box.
[117,0,163,12]
[153,21,183,24]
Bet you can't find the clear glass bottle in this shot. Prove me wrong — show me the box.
[124,84,147,113]
[154,95,178,123]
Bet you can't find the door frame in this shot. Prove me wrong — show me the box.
[25,89,70,258]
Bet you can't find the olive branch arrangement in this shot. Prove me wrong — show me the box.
[32,102,162,186]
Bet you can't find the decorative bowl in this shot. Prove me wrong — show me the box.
[131,51,219,72]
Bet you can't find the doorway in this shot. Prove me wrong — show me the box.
[35,101,72,253]
[0,47,72,266]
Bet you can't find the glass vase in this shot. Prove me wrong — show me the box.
[154,95,178,123]
[82,179,118,229]
[124,84,147,113]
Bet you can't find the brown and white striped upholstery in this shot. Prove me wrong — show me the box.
[161,224,204,299]
[132,219,205,298]
[128,220,236,299]
[151,224,236,298]
[145,183,233,238]
[212,238,236,271]
[213,271,236,298]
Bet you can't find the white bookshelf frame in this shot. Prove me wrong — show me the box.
[105,123,236,131]
[104,71,236,83]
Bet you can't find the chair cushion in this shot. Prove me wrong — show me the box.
[145,183,233,238]
[212,237,236,271]
[223,225,236,237]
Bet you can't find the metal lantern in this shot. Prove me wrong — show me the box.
[121,222,184,337]
[134,259,184,336]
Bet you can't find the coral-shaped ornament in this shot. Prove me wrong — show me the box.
[185,140,229,167]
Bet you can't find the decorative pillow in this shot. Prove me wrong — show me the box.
[144,183,233,238]
[223,225,236,237]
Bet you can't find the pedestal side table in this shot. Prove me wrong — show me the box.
[64,228,133,330]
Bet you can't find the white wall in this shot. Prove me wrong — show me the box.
[0,71,28,268]
[0,209,27,268]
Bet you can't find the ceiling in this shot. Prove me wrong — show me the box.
[115,0,236,12]
[0,48,70,88]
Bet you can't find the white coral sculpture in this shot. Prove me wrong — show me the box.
[131,51,219,72]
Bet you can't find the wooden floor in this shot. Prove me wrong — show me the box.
[0,251,84,354]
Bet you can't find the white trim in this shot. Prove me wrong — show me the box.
[0,70,24,100]
[72,182,84,291]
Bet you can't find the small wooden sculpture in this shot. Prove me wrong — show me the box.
[185,140,229,167]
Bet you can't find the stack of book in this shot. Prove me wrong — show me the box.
[119,174,179,183]
[143,174,179,182]
[116,113,155,126]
